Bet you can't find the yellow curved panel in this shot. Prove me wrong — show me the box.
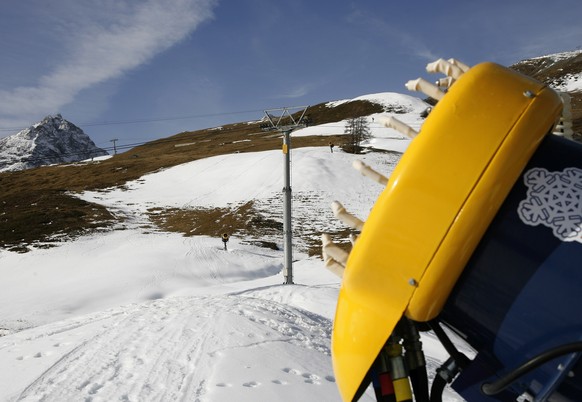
[332,62,562,401]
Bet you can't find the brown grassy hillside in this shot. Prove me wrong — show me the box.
[1,100,381,252]
[511,52,582,141]
[3,48,581,253]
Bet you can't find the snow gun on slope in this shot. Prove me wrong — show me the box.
[323,59,582,402]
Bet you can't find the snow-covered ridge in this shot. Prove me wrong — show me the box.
[326,91,428,113]
[295,92,429,153]
[0,114,108,172]
[513,49,582,93]
[528,49,582,63]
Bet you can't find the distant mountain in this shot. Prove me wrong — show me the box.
[511,50,582,140]
[0,114,109,172]
[511,50,582,91]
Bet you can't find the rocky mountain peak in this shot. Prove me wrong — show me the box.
[0,115,109,172]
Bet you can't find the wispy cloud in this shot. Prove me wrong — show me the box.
[0,0,217,131]
[277,85,312,99]
[345,7,438,62]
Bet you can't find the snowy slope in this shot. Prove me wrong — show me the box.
[3,291,341,401]
[0,147,394,330]
[512,49,582,93]
[0,102,467,401]
[294,92,429,153]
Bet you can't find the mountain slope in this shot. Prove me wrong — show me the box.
[511,50,582,140]
[2,42,582,252]
[3,52,579,400]
[0,114,108,172]
[0,145,466,402]
[0,93,427,252]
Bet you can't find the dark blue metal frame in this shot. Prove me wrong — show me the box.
[441,135,582,401]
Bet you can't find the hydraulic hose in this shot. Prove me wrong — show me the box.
[428,321,470,369]
[409,367,429,402]
[385,339,413,402]
[430,357,460,402]
[429,374,446,402]
[481,342,582,396]
[372,351,396,402]
[401,319,429,402]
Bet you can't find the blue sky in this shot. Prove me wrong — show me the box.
[1,0,581,150]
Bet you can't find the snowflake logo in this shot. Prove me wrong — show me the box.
[518,167,582,243]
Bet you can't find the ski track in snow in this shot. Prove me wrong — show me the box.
[5,295,337,402]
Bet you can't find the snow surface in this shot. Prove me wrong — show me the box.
[547,62,582,92]
[523,50,582,93]
[0,94,468,401]
[294,92,428,154]
[529,49,582,63]
[554,73,582,92]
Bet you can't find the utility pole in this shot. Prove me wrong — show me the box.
[282,128,293,284]
[262,106,308,284]
[110,138,119,155]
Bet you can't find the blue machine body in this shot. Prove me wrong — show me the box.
[442,134,582,401]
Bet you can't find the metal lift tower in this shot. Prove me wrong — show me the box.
[262,106,309,284]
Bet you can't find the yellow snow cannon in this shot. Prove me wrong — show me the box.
[330,61,580,402]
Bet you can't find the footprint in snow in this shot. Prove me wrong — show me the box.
[243,381,260,388]
[216,383,232,388]
[89,383,104,395]
[303,373,321,381]
[282,367,302,375]
[51,341,72,347]
[34,351,55,358]
[304,374,322,385]
[282,369,327,385]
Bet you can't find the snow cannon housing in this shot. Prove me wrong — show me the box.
[331,62,582,401]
